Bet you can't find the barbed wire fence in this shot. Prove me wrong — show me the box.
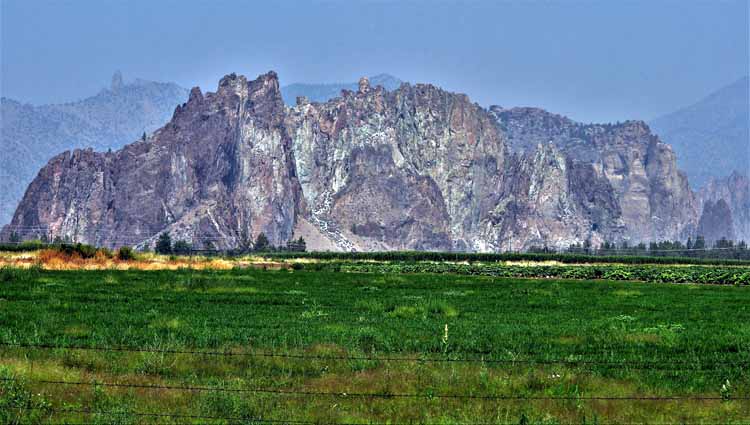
[1,234,749,421]
[0,342,748,372]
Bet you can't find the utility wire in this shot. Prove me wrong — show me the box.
[2,377,746,401]
[2,342,747,370]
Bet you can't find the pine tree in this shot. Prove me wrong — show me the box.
[296,236,306,252]
[254,233,269,251]
[173,239,192,255]
[155,232,172,254]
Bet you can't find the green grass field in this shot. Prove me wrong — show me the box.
[1,265,750,424]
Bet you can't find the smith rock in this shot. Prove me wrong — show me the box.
[3,72,698,251]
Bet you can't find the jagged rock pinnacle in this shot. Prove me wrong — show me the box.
[111,71,124,92]
[358,76,370,94]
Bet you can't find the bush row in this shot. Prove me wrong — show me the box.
[2,242,137,261]
[305,261,750,286]
[264,250,750,266]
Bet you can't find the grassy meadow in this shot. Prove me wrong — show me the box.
[1,259,750,423]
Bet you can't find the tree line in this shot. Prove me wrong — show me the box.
[153,232,307,255]
[528,236,750,260]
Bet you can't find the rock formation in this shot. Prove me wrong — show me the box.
[0,73,188,226]
[697,172,750,243]
[697,199,735,244]
[2,72,702,251]
[491,106,698,244]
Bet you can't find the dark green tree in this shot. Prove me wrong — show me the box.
[296,236,307,252]
[155,232,172,254]
[254,233,270,251]
[9,231,20,243]
[173,240,192,255]
[715,238,734,249]
[286,236,307,252]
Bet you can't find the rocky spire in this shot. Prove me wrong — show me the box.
[111,71,124,92]
[358,76,371,94]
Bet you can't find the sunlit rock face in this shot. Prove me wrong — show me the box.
[286,78,506,251]
[2,72,301,249]
[491,106,698,246]
[3,72,700,251]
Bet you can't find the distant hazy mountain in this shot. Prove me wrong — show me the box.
[280,73,402,105]
[0,72,188,225]
[649,76,749,188]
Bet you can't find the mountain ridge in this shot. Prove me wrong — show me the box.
[2,71,700,251]
[0,75,189,225]
[649,76,749,188]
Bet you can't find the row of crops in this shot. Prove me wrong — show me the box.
[266,250,750,266]
[304,261,750,285]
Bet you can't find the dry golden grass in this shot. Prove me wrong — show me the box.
[0,250,285,271]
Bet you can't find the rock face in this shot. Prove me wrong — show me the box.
[697,172,750,243]
[4,73,299,248]
[0,74,188,225]
[2,72,701,251]
[697,199,735,244]
[491,107,698,244]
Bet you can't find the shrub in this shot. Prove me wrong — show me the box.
[254,233,270,251]
[117,246,137,261]
[173,240,192,255]
[54,243,98,259]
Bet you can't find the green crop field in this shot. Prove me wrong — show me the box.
[1,265,750,424]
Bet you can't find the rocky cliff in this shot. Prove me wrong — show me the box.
[491,106,698,244]
[697,172,750,243]
[2,72,700,251]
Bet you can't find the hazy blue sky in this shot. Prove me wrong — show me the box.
[1,0,747,123]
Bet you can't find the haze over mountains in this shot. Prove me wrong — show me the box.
[280,74,402,106]
[0,73,188,225]
[649,76,749,188]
